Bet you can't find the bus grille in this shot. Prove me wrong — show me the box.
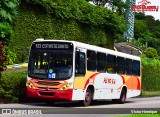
[36,81,60,86]
[37,87,57,90]
[39,92,55,96]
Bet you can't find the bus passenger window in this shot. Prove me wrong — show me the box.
[106,55,116,73]
[132,60,140,76]
[126,59,132,75]
[97,52,106,72]
[75,51,86,76]
[87,50,96,71]
[117,57,125,74]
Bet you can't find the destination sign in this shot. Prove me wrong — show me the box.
[35,43,69,49]
[31,42,73,50]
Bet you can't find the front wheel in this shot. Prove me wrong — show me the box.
[81,88,92,106]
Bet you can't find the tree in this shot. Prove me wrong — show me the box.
[88,0,126,15]
[0,41,7,78]
[87,0,127,49]
[0,0,19,68]
[145,47,158,59]
[0,0,19,42]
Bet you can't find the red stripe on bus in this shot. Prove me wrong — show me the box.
[84,73,100,89]
[120,75,125,84]
[137,77,141,90]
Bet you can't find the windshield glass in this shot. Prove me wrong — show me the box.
[28,51,73,80]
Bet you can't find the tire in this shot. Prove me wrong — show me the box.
[81,88,92,106]
[118,89,126,104]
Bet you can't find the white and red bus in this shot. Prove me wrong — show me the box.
[26,39,141,106]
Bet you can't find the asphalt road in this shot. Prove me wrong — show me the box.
[114,43,141,56]
[0,96,159,116]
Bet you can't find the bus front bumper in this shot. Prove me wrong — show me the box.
[26,86,73,101]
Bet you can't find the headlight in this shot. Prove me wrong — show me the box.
[26,81,36,89]
[60,83,72,90]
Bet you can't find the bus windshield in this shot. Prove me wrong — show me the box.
[28,51,73,80]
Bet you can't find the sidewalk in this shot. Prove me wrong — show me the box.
[7,63,28,69]
[3,63,28,73]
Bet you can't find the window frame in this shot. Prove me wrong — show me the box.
[117,56,125,74]
[97,52,107,73]
[106,54,117,73]
[87,50,97,71]
[75,51,86,76]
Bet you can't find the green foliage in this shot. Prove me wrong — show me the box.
[5,47,18,65]
[9,0,126,62]
[26,0,126,34]
[141,56,160,91]
[135,13,160,53]
[0,0,20,69]
[0,0,20,42]
[0,70,27,102]
[0,22,13,41]
[0,41,7,76]
[141,56,160,67]
[9,1,108,62]
[87,0,127,15]
[142,66,160,91]
[145,47,158,59]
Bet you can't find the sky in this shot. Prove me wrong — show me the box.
[136,0,160,20]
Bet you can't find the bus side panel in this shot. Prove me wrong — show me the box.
[127,90,141,98]
[93,73,123,99]
[72,89,85,100]
[122,75,141,98]
[72,71,99,100]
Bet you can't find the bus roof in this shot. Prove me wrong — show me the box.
[33,39,140,61]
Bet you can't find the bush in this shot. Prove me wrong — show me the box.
[0,70,27,103]
[141,56,160,91]
[141,56,160,67]
[142,66,160,91]
[5,47,18,65]
[145,47,158,58]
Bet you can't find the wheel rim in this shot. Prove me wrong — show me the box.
[122,93,125,102]
[85,91,91,102]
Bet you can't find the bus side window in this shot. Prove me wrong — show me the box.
[75,51,86,76]
[126,59,132,75]
[132,60,140,76]
[87,50,96,71]
[117,57,125,74]
[106,54,116,73]
[97,52,106,73]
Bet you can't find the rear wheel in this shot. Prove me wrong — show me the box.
[112,89,126,104]
[81,88,92,106]
[118,89,126,104]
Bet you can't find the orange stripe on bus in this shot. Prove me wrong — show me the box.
[84,72,100,89]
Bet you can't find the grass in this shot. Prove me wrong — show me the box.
[141,91,160,97]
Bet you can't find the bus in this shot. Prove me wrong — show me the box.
[26,38,141,106]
